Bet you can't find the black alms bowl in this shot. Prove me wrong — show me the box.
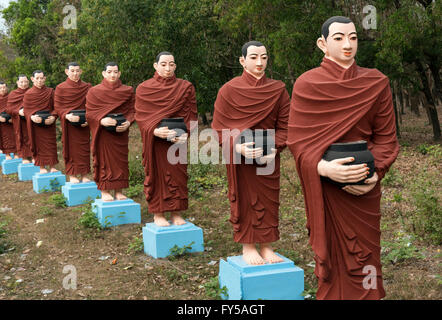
[321,140,375,187]
[0,111,12,123]
[240,129,275,157]
[69,109,86,126]
[104,113,126,132]
[157,117,187,137]
[34,110,51,127]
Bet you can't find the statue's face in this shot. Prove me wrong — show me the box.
[154,55,176,78]
[31,73,46,88]
[240,45,268,79]
[66,65,82,82]
[319,22,358,67]
[17,76,29,90]
[102,65,120,83]
[0,84,7,96]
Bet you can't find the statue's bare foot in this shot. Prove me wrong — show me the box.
[101,191,114,202]
[242,244,265,265]
[5,155,12,160]
[40,168,48,174]
[49,167,59,173]
[81,176,91,183]
[22,159,31,164]
[260,243,284,264]
[115,190,127,201]
[154,213,170,227]
[14,155,20,159]
[170,212,186,225]
[69,176,80,183]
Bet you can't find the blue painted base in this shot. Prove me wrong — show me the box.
[61,182,101,207]
[0,153,14,163]
[142,221,204,259]
[92,198,141,228]
[32,172,66,193]
[1,158,23,174]
[218,253,304,300]
[18,163,40,181]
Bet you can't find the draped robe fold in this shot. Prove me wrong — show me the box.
[287,58,399,300]
[86,79,135,191]
[0,92,16,154]
[5,88,32,158]
[54,78,92,175]
[23,86,58,166]
[135,72,198,213]
[212,71,290,244]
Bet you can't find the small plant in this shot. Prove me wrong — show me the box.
[203,276,228,300]
[49,178,62,192]
[127,236,144,254]
[381,233,424,265]
[0,221,10,254]
[77,204,102,230]
[169,241,195,259]
[381,166,402,187]
[126,184,144,198]
[47,193,67,208]
[38,206,54,216]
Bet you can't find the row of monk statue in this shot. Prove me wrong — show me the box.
[0,16,399,300]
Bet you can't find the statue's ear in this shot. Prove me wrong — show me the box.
[239,56,246,68]
[317,36,327,55]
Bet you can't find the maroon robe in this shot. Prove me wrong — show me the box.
[5,87,32,158]
[86,79,135,191]
[135,72,198,213]
[287,58,399,300]
[54,78,92,176]
[22,86,58,166]
[212,71,290,244]
[0,92,16,154]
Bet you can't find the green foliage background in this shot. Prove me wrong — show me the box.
[0,0,441,130]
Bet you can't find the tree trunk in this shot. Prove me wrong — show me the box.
[416,61,441,140]
[392,82,401,137]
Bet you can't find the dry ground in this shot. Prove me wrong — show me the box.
[0,106,440,300]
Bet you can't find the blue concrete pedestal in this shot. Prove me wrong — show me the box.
[142,221,204,259]
[0,153,14,163]
[18,163,40,181]
[1,158,23,174]
[32,171,66,193]
[92,198,141,228]
[218,253,304,300]
[62,182,101,206]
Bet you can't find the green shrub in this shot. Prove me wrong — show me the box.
[188,163,226,198]
[77,204,102,230]
[127,236,144,254]
[129,155,145,187]
[126,184,144,198]
[203,276,228,300]
[47,193,67,208]
[381,232,424,265]
[411,186,441,245]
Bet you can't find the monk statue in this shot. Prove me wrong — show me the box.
[86,62,135,201]
[5,75,32,163]
[135,51,198,227]
[23,70,59,173]
[212,41,290,265]
[287,16,399,299]
[54,62,92,183]
[0,81,18,160]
